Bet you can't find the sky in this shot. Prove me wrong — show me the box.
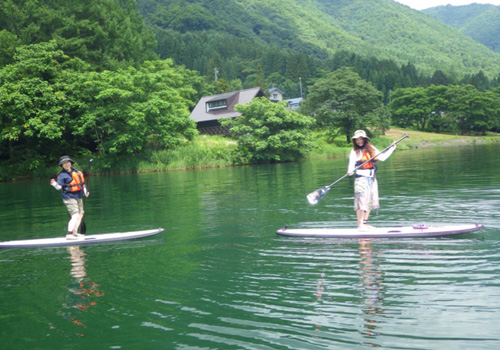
[393,0,500,10]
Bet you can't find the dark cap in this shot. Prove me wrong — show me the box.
[58,155,75,166]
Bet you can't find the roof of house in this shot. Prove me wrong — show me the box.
[190,87,265,123]
[285,97,303,104]
[269,87,285,94]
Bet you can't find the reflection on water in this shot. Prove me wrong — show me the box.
[311,240,386,347]
[314,269,325,334]
[359,239,384,347]
[58,246,104,334]
[69,246,87,283]
[1,144,500,349]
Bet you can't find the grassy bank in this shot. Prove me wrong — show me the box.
[307,128,499,159]
[1,129,499,181]
[382,129,500,149]
[102,128,499,174]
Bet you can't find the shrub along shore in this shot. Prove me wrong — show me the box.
[1,129,499,181]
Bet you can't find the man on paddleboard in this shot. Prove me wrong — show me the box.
[50,156,89,240]
[348,130,396,231]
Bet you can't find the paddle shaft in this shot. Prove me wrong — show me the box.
[80,159,93,234]
[324,133,409,190]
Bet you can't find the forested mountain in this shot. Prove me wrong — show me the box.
[423,4,500,53]
[136,0,500,84]
[0,0,158,70]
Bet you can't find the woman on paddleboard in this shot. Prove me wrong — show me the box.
[348,130,396,231]
[50,156,89,240]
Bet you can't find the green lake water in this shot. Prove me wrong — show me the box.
[1,143,499,349]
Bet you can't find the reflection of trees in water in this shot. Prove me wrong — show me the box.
[58,246,104,334]
[359,239,384,347]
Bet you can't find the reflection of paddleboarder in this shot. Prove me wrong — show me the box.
[314,269,325,333]
[358,239,384,344]
[315,270,325,301]
[58,246,104,334]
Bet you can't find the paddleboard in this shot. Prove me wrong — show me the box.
[275,224,483,238]
[0,228,164,249]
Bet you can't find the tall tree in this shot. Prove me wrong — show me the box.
[301,68,389,143]
[446,85,499,135]
[255,64,269,95]
[0,42,74,167]
[430,70,454,86]
[64,59,200,159]
[389,86,433,131]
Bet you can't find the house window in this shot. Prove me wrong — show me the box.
[273,93,278,99]
[207,99,227,112]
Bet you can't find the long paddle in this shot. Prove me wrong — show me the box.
[80,159,93,234]
[306,134,409,205]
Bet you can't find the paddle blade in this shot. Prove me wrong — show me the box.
[80,220,86,234]
[307,186,330,205]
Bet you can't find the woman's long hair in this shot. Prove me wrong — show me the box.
[353,138,376,157]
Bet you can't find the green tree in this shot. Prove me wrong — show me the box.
[430,70,454,86]
[389,86,433,130]
[228,78,243,91]
[425,85,450,132]
[301,68,389,143]
[391,84,499,134]
[0,29,19,66]
[211,78,230,94]
[464,70,490,91]
[470,89,500,134]
[0,42,74,169]
[446,85,499,135]
[64,59,200,159]
[255,64,269,95]
[220,97,315,163]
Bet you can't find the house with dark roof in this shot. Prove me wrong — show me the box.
[189,87,265,135]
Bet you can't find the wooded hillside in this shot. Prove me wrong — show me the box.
[423,4,500,53]
[136,0,500,80]
[0,0,158,70]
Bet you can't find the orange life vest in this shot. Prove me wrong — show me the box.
[359,150,375,169]
[60,168,85,192]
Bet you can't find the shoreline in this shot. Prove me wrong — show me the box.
[383,129,500,149]
[2,130,499,182]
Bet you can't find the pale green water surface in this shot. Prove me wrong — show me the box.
[1,144,499,349]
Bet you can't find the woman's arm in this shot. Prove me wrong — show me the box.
[347,150,357,175]
[375,143,396,162]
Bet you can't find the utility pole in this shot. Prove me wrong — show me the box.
[299,77,303,99]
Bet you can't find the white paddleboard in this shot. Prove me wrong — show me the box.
[276,224,483,238]
[0,228,164,248]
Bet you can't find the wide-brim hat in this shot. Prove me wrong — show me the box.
[352,130,370,140]
[58,155,75,166]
